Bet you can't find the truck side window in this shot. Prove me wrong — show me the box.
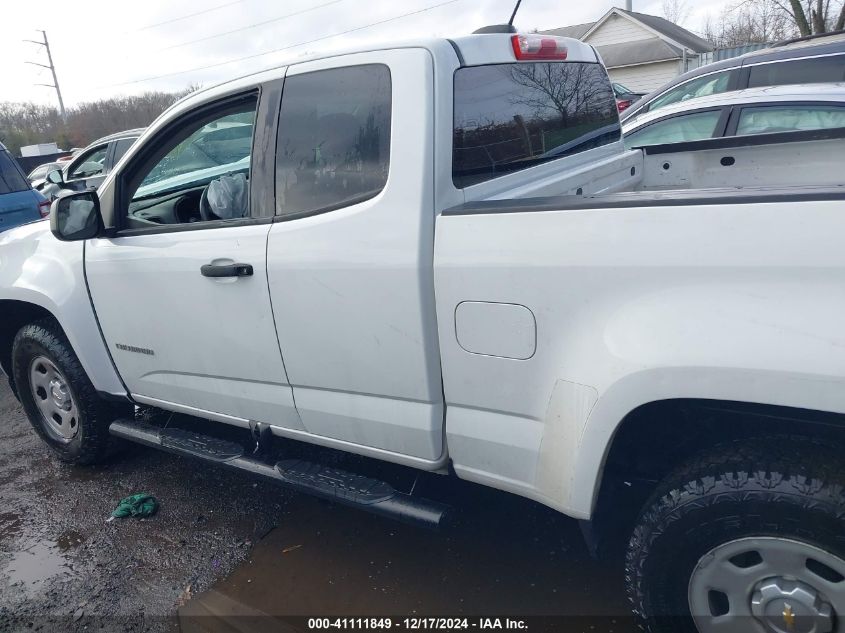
[275,64,391,217]
[452,62,620,188]
[121,95,257,228]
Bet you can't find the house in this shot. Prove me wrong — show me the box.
[542,7,714,93]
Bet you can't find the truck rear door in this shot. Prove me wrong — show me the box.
[265,49,445,463]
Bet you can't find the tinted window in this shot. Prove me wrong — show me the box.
[0,151,29,194]
[647,71,732,113]
[736,104,845,135]
[276,64,391,217]
[747,55,845,89]
[112,137,137,165]
[624,110,722,148]
[452,63,619,188]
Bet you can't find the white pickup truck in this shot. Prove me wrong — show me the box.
[2,30,845,632]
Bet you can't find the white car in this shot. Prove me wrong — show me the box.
[2,30,845,632]
[622,82,845,148]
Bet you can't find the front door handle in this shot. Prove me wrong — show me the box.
[200,263,254,278]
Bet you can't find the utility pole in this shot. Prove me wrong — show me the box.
[24,30,66,121]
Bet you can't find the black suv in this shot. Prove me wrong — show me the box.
[621,32,845,122]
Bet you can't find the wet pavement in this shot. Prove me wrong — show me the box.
[0,377,634,633]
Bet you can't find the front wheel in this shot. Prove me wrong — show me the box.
[626,436,845,633]
[12,317,129,464]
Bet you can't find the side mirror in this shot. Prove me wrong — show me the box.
[50,190,103,241]
[46,169,65,185]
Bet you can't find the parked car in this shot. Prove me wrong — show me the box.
[27,161,65,192]
[621,32,845,122]
[41,129,143,199]
[0,142,50,233]
[622,83,845,148]
[613,81,645,113]
[3,31,845,632]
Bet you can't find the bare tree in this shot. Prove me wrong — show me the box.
[0,89,194,157]
[705,0,844,46]
[776,0,845,34]
[662,0,691,25]
[703,0,796,46]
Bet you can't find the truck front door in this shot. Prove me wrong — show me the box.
[85,89,302,431]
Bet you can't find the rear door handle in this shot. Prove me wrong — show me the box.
[200,263,254,278]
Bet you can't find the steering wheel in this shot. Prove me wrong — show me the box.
[198,183,217,222]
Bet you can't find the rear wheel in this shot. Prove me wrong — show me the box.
[12,317,129,464]
[626,436,845,633]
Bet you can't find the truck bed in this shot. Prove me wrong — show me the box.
[433,129,845,517]
[476,129,845,207]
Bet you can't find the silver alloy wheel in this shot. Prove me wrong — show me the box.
[28,355,80,442]
[689,537,845,633]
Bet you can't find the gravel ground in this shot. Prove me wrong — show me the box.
[0,375,634,633]
[0,378,292,633]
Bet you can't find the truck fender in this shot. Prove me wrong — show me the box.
[0,222,127,397]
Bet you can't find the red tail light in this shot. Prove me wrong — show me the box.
[511,34,568,60]
[616,99,633,113]
[38,199,51,218]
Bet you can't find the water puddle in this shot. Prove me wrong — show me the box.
[181,479,636,632]
[2,532,82,594]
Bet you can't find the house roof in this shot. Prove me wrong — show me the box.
[597,38,682,68]
[617,9,713,53]
[543,21,594,40]
[543,8,713,59]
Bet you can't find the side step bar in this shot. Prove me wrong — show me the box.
[109,420,450,530]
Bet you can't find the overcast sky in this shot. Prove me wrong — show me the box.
[3,0,734,107]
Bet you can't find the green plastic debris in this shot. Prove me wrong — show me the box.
[111,493,158,519]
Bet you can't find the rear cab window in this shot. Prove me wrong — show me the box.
[0,151,30,195]
[452,62,619,188]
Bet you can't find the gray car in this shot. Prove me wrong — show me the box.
[620,32,845,122]
[622,82,845,148]
[42,128,144,199]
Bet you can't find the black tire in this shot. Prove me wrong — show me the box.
[11,317,129,464]
[626,435,845,632]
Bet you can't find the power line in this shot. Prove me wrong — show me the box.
[134,0,243,32]
[104,0,463,88]
[23,30,66,121]
[160,0,343,51]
